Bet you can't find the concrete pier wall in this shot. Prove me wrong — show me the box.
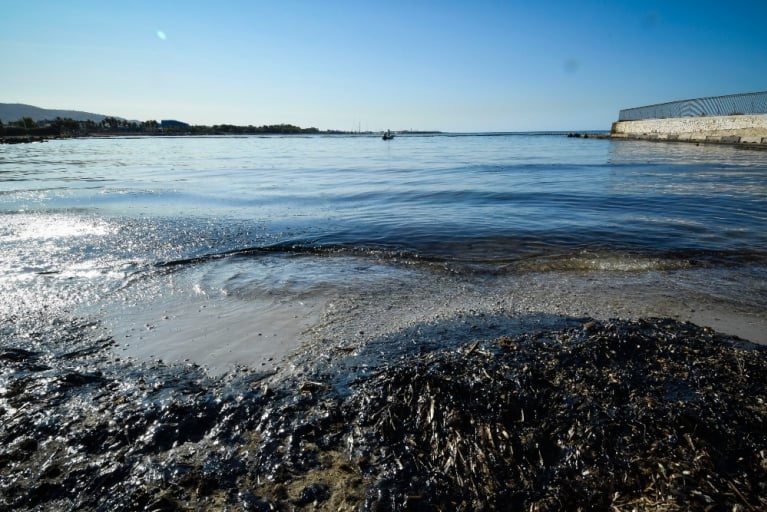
[611,114,767,144]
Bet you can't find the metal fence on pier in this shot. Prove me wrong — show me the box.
[618,91,767,121]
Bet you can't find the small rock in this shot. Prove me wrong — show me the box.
[294,483,330,506]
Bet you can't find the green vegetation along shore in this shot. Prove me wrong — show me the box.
[0,116,347,143]
[0,115,441,144]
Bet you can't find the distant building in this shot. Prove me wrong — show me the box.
[160,120,189,129]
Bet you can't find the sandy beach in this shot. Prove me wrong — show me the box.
[2,297,765,510]
[2,134,766,510]
[106,264,766,376]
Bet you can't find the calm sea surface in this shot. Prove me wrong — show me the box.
[2,134,766,363]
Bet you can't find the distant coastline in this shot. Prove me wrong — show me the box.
[0,102,442,143]
[0,122,444,144]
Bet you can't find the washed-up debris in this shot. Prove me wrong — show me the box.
[1,314,766,511]
[346,318,767,510]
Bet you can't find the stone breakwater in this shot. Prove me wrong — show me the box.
[1,312,766,511]
[611,114,767,146]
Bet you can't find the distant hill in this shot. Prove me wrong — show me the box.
[0,103,120,123]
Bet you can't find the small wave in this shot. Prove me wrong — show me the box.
[153,239,767,278]
[508,249,767,273]
[510,252,693,273]
[154,241,430,271]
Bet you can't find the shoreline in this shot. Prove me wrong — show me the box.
[2,251,766,509]
[6,131,767,152]
[568,131,767,149]
[107,265,767,375]
[2,309,765,510]
[2,132,766,509]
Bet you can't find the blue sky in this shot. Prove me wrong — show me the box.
[1,0,765,131]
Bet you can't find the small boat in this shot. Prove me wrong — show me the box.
[382,130,395,140]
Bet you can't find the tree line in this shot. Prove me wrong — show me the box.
[0,117,344,137]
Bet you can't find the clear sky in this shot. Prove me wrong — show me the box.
[2,0,766,132]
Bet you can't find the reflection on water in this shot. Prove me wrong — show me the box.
[608,138,767,167]
[2,135,767,370]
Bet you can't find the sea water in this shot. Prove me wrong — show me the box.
[2,134,766,370]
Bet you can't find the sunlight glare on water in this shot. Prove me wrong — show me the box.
[2,134,767,369]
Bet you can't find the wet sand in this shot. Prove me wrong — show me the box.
[310,268,767,356]
[107,293,325,375]
[2,265,766,510]
[105,266,766,376]
[2,311,766,511]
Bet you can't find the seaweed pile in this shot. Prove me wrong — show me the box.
[346,318,767,510]
[0,314,274,510]
[1,314,766,511]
